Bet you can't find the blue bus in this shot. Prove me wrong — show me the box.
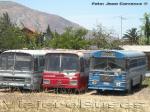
[88,50,147,93]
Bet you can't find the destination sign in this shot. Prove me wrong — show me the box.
[101,51,115,57]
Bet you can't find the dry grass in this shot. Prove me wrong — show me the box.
[0,88,149,112]
[0,78,150,112]
[143,78,150,87]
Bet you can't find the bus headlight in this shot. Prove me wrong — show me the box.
[43,79,50,84]
[70,80,77,85]
[114,72,119,76]
[92,80,98,85]
[25,78,31,83]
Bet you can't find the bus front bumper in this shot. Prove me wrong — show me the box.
[0,82,32,90]
[42,84,79,89]
[42,79,80,89]
[88,82,127,91]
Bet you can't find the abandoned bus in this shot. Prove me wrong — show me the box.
[42,50,91,92]
[88,50,147,93]
[0,50,48,90]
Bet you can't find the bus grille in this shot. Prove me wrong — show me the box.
[100,75,114,82]
[2,77,25,82]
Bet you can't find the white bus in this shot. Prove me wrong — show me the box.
[0,50,48,91]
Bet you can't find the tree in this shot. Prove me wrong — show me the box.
[0,12,45,49]
[0,12,12,28]
[0,27,26,49]
[123,28,140,45]
[0,12,26,49]
[49,27,89,49]
[45,25,53,40]
[25,32,42,49]
[143,13,150,44]
[90,24,120,49]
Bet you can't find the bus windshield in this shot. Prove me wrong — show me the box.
[15,53,32,71]
[0,53,32,71]
[90,57,125,71]
[46,54,80,72]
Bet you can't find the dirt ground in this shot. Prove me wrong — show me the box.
[0,84,150,112]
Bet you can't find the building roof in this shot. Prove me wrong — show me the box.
[120,45,150,52]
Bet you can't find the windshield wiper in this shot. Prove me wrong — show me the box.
[104,65,112,71]
[93,62,106,69]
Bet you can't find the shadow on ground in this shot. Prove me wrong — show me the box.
[0,84,149,96]
[90,84,149,96]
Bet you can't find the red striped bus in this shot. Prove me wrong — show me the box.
[42,50,91,92]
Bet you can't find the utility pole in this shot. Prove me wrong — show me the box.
[120,16,126,38]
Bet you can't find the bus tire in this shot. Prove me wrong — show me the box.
[97,89,102,94]
[137,76,142,88]
[127,80,133,94]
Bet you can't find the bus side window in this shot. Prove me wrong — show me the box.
[129,59,138,68]
[34,57,38,72]
[80,58,84,72]
[138,58,146,66]
[39,56,45,72]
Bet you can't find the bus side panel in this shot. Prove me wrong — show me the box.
[78,57,90,91]
[127,66,146,87]
[31,55,45,90]
[127,57,147,89]
[78,72,89,91]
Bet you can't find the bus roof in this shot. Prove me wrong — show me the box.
[46,49,92,57]
[2,50,49,56]
[2,49,93,57]
[91,50,145,58]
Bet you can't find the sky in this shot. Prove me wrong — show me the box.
[7,0,150,37]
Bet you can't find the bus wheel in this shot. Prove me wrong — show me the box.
[96,90,102,94]
[127,80,133,94]
[43,88,48,92]
[83,88,88,94]
[137,76,142,88]
[10,87,15,92]
[74,89,81,94]
[18,87,24,93]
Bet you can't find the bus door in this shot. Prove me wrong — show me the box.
[33,56,45,90]
[79,57,89,90]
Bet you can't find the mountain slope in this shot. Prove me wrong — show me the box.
[0,1,81,33]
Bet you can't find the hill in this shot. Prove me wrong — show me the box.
[0,1,81,33]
